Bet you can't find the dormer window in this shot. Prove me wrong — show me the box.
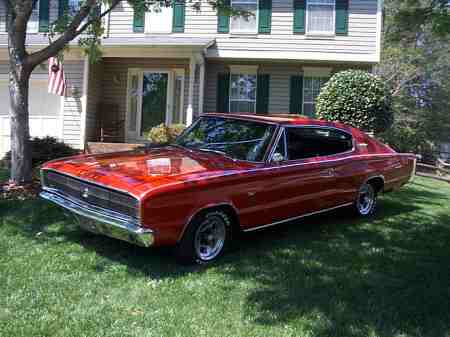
[306,0,335,35]
[230,0,258,34]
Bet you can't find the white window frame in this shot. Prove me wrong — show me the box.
[27,0,40,33]
[126,68,184,141]
[230,0,259,34]
[305,0,335,36]
[145,4,173,34]
[302,67,331,116]
[229,65,258,114]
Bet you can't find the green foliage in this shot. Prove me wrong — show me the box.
[378,120,437,162]
[1,177,450,336]
[384,0,450,44]
[316,70,393,133]
[2,137,79,169]
[145,123,186,144]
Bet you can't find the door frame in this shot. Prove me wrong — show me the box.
[126,68,184,142]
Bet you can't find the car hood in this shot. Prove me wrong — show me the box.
[42,146,257,198]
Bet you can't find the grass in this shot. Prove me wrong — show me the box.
[1,170,450,337]
[0,168,8,182]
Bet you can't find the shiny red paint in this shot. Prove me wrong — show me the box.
[41,114,416,246]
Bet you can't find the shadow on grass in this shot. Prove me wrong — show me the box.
[1,181,450,336]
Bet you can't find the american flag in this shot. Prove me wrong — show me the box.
[48,57,66,96]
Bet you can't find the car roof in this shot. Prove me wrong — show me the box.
[202,113,352,130]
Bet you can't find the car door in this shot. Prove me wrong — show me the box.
[260,126,338,225]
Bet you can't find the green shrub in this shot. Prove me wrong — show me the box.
[145,124,186,144]
[379,120,437,163]
[316,70,393,133]
[1,136,79,168]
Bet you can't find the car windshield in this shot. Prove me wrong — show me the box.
[175,116,276,162]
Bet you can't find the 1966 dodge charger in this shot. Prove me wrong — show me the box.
[40,114,416,264]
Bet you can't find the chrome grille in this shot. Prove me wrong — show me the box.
[42,170,140,219]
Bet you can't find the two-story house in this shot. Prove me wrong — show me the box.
[0,0,382,157]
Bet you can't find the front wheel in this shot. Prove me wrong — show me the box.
[354,182,377,216]
[175,210,232,265]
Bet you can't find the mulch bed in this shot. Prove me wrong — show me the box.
[0,180,41,200]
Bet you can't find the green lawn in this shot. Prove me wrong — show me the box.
[0,168,8,182]
[1,172,449,337]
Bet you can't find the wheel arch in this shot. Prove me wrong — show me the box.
[364,175,385,193]
[177,202,241,243]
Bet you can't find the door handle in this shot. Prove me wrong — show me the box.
[320,168,335,177]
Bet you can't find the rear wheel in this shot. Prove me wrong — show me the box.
[176,210,232,265]
[355,182,377,216]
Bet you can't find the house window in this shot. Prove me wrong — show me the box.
[230,73,257,113]
[303,77,328,116]
[145,4,173,33]
[27,0,40,33]
[306,0,335,35]
[230,0,258,34]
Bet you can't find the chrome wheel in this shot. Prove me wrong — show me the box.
[194,215,227,261]
[356,183,376,215]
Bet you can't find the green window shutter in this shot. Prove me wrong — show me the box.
[172,1,185,33]
[258,0,272,34]
[58,0,68,18]
[256,74,270,114]
[293,0,306,34]
[217,0,230,33]
[133,8,145,33]
[289,75,303,114]
[335,0,349,35]
[216,73,230,113]
[39,0,49,32]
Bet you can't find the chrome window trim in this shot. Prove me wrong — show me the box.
[268,124,356,164]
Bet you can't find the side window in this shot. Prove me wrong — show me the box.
[286,127,353,160]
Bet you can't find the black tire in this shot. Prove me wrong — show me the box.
[354,182,378,217]
[175,210,232,265]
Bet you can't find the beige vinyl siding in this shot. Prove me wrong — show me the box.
[106,0,379,61]
[0,0,60,45]
[100,58,194,140]
[85,61,103,142]
[204,61,370,114]
[62,61,84,149]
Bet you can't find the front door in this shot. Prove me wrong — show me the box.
[126,70,173,142]
[141,72,169,136]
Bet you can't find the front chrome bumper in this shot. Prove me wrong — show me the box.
[40,189,154,247]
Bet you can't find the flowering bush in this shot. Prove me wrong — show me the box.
[316,70,393,133]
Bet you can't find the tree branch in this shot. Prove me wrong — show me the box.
[76,0,122,36]
[26,0,119,67]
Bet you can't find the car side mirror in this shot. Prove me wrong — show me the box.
[272,152,284,163]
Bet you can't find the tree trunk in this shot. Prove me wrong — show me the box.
[8,62,32,184]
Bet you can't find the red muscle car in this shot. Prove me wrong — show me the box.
[40,114,416,264]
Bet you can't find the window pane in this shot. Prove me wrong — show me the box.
[230,74,256,100]
[230,73,257,113]
[286,127,353,160]
[307,4,334,33]
[303,76,328,116]
[230,3,257,33]
[176,116,276,162]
